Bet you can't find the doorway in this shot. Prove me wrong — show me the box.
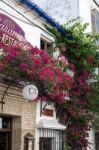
[0,132,11,150]
[0,116,12,150]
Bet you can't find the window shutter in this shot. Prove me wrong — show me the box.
[91,9,99,45]
[96,10,99,32]
[91,9,96,33]
[91,9,99,32]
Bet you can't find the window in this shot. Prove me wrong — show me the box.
[91,9,99,44]
[24,133,34,150]
[96,51,99,75]
[95,132,99,150]
[0,117,12,129]
[40,38,52,53]
[91,9,99,76]
[38,128,64,150]
[0,116,12,150]
[91,9,99,33]
[39,137,52,150]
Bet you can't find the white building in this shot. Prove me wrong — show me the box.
[0,0,66,150]
[33,0,99,32]
[32,0,99,150]
[0,0,98,150]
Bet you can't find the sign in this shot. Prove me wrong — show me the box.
[43,108,53,117]
[22,84,39,101]
[0,13,28,48]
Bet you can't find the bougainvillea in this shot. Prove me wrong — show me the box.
[0,42,74,104]
[48,17,99,150]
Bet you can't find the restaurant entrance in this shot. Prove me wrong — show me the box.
[0,132,11,150]
[0,116,12,150]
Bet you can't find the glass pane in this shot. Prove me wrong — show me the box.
[0,118,2,129]
[40,40,45,50]
[39,138,52,150]
[0,117,11,129]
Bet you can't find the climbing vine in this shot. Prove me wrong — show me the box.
[48,17,99,149]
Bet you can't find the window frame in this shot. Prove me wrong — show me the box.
[40,36,53,53]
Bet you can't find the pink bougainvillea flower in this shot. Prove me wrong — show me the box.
[33,56,42,66]
[52,91,66,103]
[56,75,63,84]
[38,72,47,80]
[64,72,74,83]
[39,67,54,81]
[0,63,4,71]
[20,63,28,71]
[0,42,74,105]
[68,63,75,72]
[59,55,68,65]
[53,85,59,91]
[41,96,47,101]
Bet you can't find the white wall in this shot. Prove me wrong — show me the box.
[79,0,92,32]
[79,0,99,32]
[0,1,98,150]
[88,128,95,150]
[35,100,57,150]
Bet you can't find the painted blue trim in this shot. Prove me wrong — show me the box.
[20,0,72,38]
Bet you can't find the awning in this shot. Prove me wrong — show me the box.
[36,119,66,130]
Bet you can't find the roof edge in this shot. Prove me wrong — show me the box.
[93,0,99,8]
[20,0,72,39]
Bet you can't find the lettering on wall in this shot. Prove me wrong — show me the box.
[0,13,27,47]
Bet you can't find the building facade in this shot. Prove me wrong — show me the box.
[0,0,99,150]
[33,0,99,149]
[0,0,66,150]
[33,0,99,32]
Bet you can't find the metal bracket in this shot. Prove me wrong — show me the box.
[0,101,5,109]
[40,98,49,116]
[0,77,21,109]
[0,81,14,109]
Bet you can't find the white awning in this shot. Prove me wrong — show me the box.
[36,119,66,130]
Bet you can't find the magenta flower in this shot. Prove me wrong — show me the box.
[59,55,68,65]
[20,63,28,70]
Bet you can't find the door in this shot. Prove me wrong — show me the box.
[0,132,11,150]
[95,132,99,150]
[0,116,12,150]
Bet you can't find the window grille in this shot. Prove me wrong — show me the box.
[38,128,64,150]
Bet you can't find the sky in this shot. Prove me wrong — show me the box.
[32,0,79,24]
[95,0,99,4]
